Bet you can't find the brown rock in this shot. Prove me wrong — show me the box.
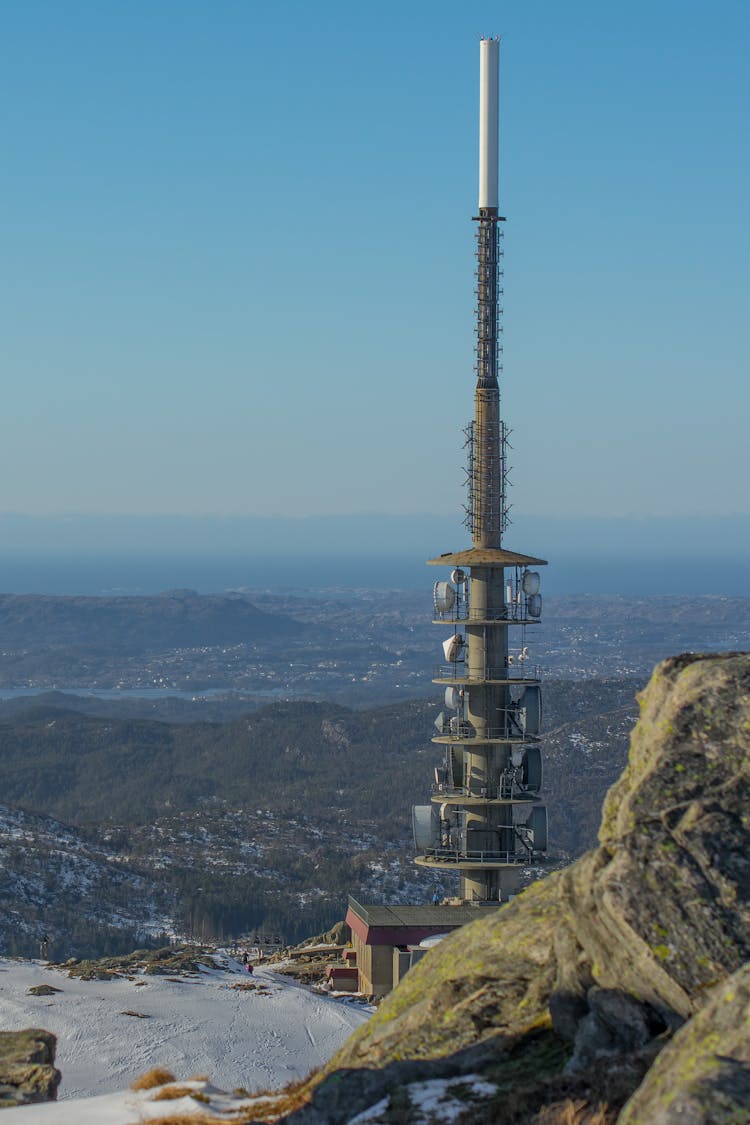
[0,1029,60,1108]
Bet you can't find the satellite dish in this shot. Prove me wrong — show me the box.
[444,685,462,709]
[528,805,548,851]
[507,654,514,666]
[450,568,466,586]
[519,686,542,735]
[412,805,439,851]
[434,711,446,733]
[434,581,456,613]
[522,570,540,596]
[527,594,542,618]
[523,746,543,792]
[442,634,465,662]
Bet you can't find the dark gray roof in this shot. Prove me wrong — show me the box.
[347,895,500,928]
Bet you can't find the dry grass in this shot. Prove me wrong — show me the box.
[245,1068,319,1101]
[139,1116,221,1125]
[229,1070,319,1123]
[130,1066,176,1090]
[128,1066,320,1124]
[535,1099,615,1125]
[150,1086,210,1103]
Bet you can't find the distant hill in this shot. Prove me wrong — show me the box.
[0,697,435,829]
[0,691,260,724]
[0,590,308,654]
[0,681,637,842]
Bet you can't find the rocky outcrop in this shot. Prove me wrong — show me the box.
[619,962,750,1124]
[287,653,750,1123]
[295,920,351,949]
[0,1029,60,1109]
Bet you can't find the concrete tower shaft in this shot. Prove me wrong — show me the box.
[413,38,548,906]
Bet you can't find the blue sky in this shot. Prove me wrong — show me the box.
[1,0,748,523]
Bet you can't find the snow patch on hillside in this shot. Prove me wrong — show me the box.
[0,954,370,1120]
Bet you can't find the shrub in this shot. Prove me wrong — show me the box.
[131,1067,176,1090]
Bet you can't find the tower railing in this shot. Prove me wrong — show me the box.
[432,663,542,683]
[432,604,542,624]
[431,783,539,802]
[416,846,530,866]
[432,725,541,745]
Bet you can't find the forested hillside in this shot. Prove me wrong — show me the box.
[0,698,433,831]
[0,680,638,957]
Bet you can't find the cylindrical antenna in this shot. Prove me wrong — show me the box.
[478,38,499,211]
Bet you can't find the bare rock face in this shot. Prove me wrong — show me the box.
[288,653,750,1123]
[0,1028,60,1108]
[584,652,750,1015]
[618,963,750,1124]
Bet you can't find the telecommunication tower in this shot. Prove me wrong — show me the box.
[413,39,548,903]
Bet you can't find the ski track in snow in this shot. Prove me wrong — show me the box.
[0,956,370,1101]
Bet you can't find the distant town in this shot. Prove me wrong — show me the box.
[0,588,746,706]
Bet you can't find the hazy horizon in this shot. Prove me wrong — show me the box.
[0,510,748,554]
[0,512,747,597]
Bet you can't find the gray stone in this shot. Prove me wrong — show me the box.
[618,963,750,1124]
[0,1029,60,1108]
[568,989,653,1073]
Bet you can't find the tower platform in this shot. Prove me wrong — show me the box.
[415,852,525,870]
[427,547,547,568]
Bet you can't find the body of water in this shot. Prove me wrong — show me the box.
[0,687,252,702]
[0,552,746,597]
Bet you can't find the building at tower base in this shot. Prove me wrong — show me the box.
[345,896,500,998]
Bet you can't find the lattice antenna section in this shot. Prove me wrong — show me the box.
[463,419,512,537]
[474,220,504,389]
[500,421,512,535]
[462,423,475,532]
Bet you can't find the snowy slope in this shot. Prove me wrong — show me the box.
[0,955,369,1109]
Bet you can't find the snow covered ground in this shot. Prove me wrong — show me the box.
[0,954,370,1119]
